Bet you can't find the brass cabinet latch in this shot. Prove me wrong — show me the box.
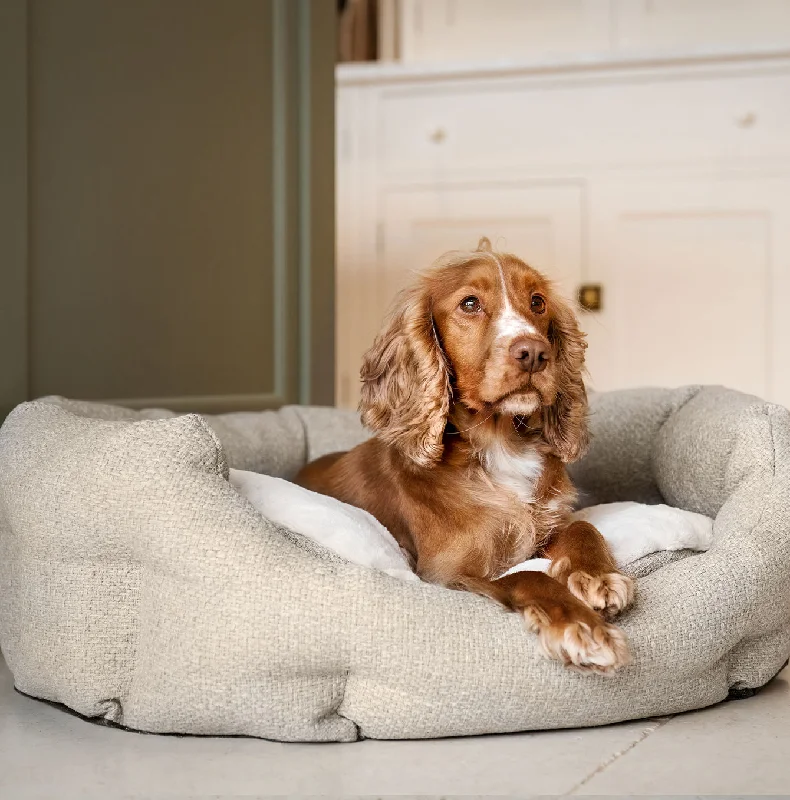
[577,283,602,312]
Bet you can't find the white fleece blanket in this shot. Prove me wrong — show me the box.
[229,469,714,583]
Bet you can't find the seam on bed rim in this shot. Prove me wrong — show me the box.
[722,404,779,684]
[747,404,778,535]
[654,384,703,440]
[324,668,360,741]
[191,414,228,478]
[723,403,778,507]
[650,384,703,504]
[282,405,311,469]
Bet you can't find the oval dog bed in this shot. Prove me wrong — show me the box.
[0,385,789,742]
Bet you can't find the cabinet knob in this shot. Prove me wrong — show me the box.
[428,127,447,144]
[578,284,603,312]
[735,112,757,128]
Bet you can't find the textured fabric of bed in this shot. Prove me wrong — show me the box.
[0,386,788,741]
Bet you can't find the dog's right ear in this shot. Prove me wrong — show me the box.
[359,285,452,468]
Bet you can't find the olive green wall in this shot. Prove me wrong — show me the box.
[0,0,28,421]
[0,0,335,419]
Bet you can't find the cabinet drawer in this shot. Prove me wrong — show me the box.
[380,69,790,174]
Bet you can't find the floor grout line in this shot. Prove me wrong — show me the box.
[562,715,675,796]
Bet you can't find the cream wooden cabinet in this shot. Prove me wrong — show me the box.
[336,50,790,409]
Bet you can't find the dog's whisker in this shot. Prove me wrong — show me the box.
[445,408,498,435]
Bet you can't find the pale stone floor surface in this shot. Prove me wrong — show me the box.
[2,653,789,798]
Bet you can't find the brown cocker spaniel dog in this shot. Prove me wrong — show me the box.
[297,238,633,674]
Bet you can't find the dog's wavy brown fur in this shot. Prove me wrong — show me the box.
[297,239,633,674]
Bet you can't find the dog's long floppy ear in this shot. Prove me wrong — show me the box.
[359,284,452,467]
[542,294,590,463]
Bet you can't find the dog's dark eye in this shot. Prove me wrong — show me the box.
[460,296,482,314]
[530,294,546,314]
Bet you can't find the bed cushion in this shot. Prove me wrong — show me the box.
[0,386,788,741]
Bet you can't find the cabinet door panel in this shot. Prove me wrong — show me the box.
[381,184,584,301]
[399,0,611,64]
[587,176,790,405]
[614,0,790,52]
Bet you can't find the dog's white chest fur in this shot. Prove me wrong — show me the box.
[481,442,544,504]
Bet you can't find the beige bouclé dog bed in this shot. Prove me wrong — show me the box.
[0,385,789,742]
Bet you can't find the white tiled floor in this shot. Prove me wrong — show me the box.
[2,652,789,797]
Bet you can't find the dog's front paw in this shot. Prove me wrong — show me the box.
[566,570,635,619]
[523,604,631,675]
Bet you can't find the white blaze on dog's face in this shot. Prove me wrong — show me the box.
[428,245,576,416]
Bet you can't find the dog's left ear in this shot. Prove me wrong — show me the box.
[542,294,590,463]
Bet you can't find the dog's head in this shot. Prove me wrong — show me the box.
[359,238,589,467]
